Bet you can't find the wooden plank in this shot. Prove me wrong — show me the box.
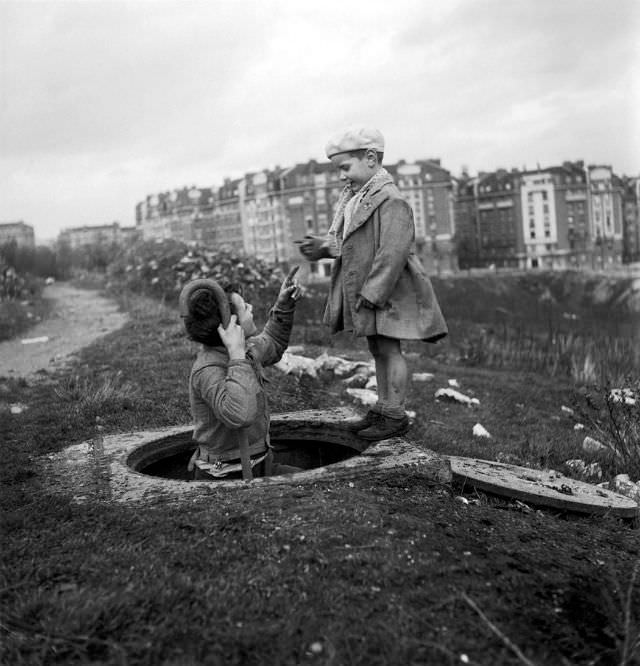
[449,456,639,519]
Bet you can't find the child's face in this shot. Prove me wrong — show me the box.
[230,293,258,337]
[330,151,377,192]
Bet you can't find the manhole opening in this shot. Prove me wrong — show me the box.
[126,428,364,481]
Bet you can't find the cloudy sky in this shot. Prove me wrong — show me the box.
[1,0,638,242]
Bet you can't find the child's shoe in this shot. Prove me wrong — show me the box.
[357,414,409,441]
[345,410,382,432]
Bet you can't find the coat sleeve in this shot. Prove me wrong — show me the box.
[192,360,259,429]
[359,198,414,307]
[247,305,296,367]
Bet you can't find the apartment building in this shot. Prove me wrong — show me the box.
[59,222,129,249]
[586,165,625,269]
[134,158,635,274]
[210,178,244,252]
[0,221,35,248]
[241,169,288,264]
[135,187,214,245]
[455,162,632,270]
[278,160,336,280]
[388,159,457,274]
[135,156,457,279]
[622,177,640,263]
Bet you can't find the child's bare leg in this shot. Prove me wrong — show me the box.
[359,335,409,440]
[366,335,407,417]
[367,336,388,403]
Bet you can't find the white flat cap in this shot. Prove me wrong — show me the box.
[325,126,385,159]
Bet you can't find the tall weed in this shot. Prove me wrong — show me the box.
[54,370,140,416]
[574,379,640,481]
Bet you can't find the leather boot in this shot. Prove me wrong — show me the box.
[345,410,382,432]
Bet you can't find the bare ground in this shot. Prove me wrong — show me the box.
[0,283,127,379]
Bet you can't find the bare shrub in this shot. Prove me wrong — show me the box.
[575,379,640,481]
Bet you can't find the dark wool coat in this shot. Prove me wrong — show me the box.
[324,181,448,341]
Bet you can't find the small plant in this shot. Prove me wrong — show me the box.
[54,371,140,414]
[575,378,640,481]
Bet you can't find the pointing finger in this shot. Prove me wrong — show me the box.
[285,265,300,284]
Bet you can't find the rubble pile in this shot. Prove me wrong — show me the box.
[107,240,287,307]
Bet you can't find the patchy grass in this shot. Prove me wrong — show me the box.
[0,294,53,342]
[1,292,639,666]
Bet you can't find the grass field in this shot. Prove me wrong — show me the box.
[1,289,639,665]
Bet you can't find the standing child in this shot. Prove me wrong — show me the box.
[299,126,447,440]
[179,268,302,479]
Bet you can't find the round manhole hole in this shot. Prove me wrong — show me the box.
[126,429,367,481]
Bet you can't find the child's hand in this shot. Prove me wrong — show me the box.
[276,266,302,309]
[217,314,246,360]
[297,235,326,261]
[355,295,375,312]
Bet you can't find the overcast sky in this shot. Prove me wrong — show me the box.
[1,0,638,242]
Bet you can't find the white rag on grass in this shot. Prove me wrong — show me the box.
[435,388,480,407]
[472,423,491,438]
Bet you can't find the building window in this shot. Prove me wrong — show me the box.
[530,231,536,239]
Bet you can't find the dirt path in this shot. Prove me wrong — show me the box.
[0,283,128,379]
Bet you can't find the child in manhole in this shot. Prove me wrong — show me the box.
[179,268,303,480]
[298,126,448,441]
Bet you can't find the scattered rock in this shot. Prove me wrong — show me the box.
[345,388,378,407]
[573,423,585,430]
[21,336,49,345]
[564,459,602,481]
[448,378,460,388]
[435,388,480,407]
[365,376,377,390]
[610,388,637,406]
[582,435,607,454]
[275,352,319,378]
[412,372,434,382]
[561,405,574,415]
[472,423,491,438]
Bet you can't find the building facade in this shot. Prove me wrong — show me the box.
[134,159,637,274]
[454,162,634,271]
[622,177,640,263]
[135,157,458,279]
[0,221,35,248]
[58,222,132,249]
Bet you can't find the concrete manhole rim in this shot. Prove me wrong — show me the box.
[46,408,450,503]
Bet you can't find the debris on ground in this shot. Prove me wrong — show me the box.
[600,474,640,503]
[609,388,636,405]
[412,372,434,382]
[472,423,491,438]
[21,336,49,345]
[582,435,607,454]
[564,459,603,481]
[435,388,480,407]
[345,388,378,407]
[275,352,319,378]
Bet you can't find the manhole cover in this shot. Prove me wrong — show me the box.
[450,456,638,519]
